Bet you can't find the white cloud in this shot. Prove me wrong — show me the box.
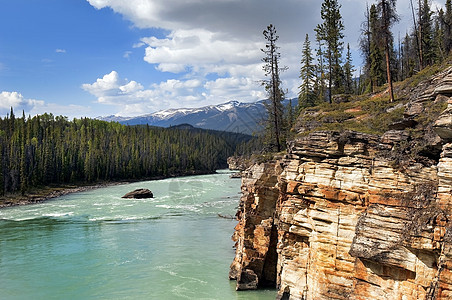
[86,0,441,116]
[82,71,265,116]
[55,49,66,53]
[85,0,324,111]
[123,51,132,59]
[133,42,145,48]
[0,91,94,119]
[0,91,44,114]
[81,71,146,105]
[204,77,264,101]
[141,29,262,76]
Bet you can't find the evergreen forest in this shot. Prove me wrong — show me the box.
[0,111,252,196]
[261,0,452,152]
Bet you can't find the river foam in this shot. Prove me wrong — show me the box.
[0,171,276,299]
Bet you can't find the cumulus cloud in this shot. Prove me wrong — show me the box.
[204,77,264,101]
[0,91,44,115]
[141,28,262,75]
[55,49,66,53]
[86,0,437,115]
[81,71,145,105]
[82,71,266,115]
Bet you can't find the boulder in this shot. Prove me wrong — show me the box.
[388,118,417,130]
[381,130,409,144]
[434,107,452,141]
[230,172,242,178]
[122,188,153,199]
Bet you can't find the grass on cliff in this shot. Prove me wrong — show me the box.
[295,59,451,137]
[296,94,406,135]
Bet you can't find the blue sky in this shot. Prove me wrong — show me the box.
[0,0,444,118]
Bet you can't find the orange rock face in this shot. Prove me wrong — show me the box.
[230,131,452,299]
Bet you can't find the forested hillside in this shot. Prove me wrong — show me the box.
[0,110,251,196]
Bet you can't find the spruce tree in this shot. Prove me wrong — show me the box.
[0,132,4,196]
[369,4,387,92]
[261,24,286,152]
[420,0,435,66]
[315,0,345,103]
[444,0,452,54]
[435,10,446,61]
[378,0,399,102]
[287,99,295,130]
[314,36,327,102]
[298,34,316,108]
[343,43,355,94]
[360,3,373,93]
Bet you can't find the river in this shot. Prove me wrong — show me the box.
[0,170,276,300]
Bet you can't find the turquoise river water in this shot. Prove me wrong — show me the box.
[0,171,276,300]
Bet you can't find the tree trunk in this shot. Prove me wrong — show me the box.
[382,0,395,102]
[384,39,394,102]
[418,0,424,69]
[272,47,281,152]
[328,51,332,104]
[410,0,423,69]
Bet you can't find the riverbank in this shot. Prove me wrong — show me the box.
[0,182,125,208]
[0,170,219,209]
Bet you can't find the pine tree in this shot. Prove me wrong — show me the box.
[378,0,399,102]
[435,10,446,61]
[369,4,387,92]
[444,0,452,54]
[287,99,296,130]
[343,43,355,94]
[261,24,286,152]
[0,131,4,196]
[420,0,435,66]
[402,32,417,78]
[315,0,345,103]
[360,3,373,93]
[298,34,316,108]
[314,36,327,102]
[409,0,423,69]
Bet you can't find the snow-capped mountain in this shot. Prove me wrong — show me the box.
[100,99,296,135]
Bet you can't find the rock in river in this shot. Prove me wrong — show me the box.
[122,188,153,199]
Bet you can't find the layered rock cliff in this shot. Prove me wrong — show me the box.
[229,67,452,299]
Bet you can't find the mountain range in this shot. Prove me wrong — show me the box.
[100,99,297,135]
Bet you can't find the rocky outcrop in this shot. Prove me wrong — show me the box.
[229,161,282,290]
[228,156,253,171]
[230,68,452,299]
[122,188,153,199]
[230,132,452,299]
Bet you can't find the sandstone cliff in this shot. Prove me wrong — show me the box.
[229,67,452,299]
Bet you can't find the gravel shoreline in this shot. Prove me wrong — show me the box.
[0,182,125,209]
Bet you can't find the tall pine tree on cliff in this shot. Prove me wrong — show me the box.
[343,43,355,94]
[298,34,316,108]
[378,0,399,102]
[443,0,452,54]
[261,24,286,152]
[419,0,435,67]
[315,0,345,103]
